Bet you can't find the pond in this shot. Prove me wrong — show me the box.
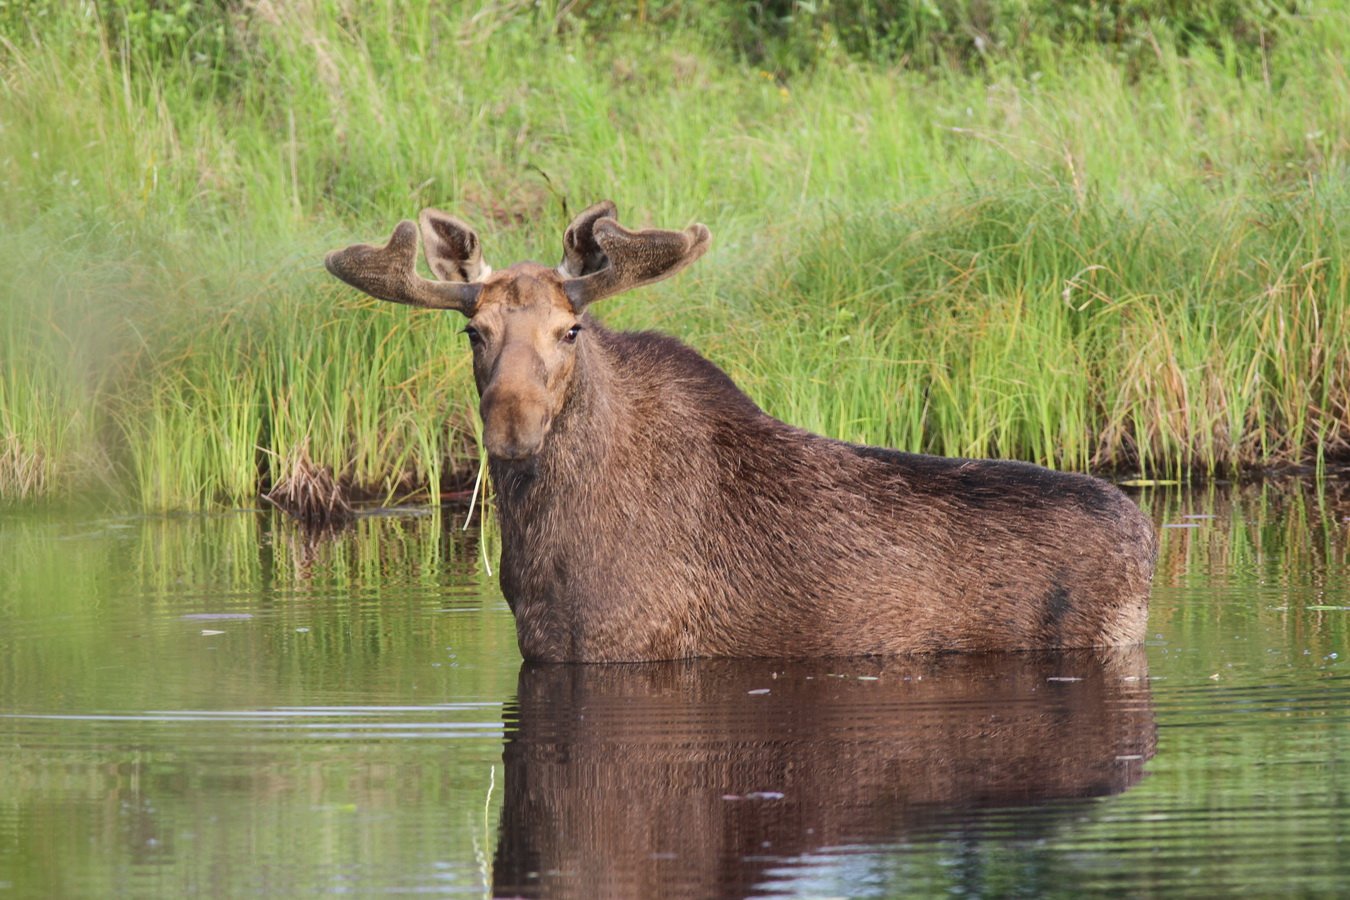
[1,481,1348,897]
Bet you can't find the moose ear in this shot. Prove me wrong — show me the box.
[419,208,492,283]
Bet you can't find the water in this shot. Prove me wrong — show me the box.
[1,482,1347,897]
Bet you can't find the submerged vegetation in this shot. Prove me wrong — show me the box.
[0,1,1346,508]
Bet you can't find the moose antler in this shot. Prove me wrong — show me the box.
[326,201,710,314]
[559,200,619,277]
[324,210,488,314]
[558,201,711,310]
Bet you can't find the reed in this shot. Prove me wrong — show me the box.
[0,3,1345,507]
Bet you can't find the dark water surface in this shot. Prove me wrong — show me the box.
[1,482,1348,897]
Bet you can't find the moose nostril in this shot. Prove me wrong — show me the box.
[481,404,551,460]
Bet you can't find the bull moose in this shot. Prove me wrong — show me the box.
[325,201,1156,662]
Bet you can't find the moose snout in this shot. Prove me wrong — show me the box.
[480,389,552,460]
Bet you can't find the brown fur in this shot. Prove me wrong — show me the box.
[326,203,1158,663]
[491,310,1156,661]
[492,649,1156,898]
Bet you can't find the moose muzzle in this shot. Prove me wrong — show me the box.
[479,364,554,461]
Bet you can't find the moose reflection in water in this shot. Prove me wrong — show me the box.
[492,648,1156,899]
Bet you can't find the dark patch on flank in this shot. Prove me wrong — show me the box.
[1041,584,1073,639]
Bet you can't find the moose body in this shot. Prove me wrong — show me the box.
[326,201,1156,663]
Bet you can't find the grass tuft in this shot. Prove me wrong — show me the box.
[263,438,355,532]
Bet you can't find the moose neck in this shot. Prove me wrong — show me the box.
[484,321,737,661]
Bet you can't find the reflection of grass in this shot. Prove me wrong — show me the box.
[1074,479,1350,898]
[1,507,511,704]
[1141,478,1350,661]
[1147,479,1350,586]
[0,500,514,895]
[1,6,1347,507]
[474,763,497,900]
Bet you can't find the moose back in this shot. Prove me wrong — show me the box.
[325,201,1157,662]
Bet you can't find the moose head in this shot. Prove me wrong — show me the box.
[325,201,710,460]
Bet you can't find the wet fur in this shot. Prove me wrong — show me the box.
[493,321,1157,663]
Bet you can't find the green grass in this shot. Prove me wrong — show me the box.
[0,2,1346,508]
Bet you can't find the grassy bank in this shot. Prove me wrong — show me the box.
[1,2,1347,508]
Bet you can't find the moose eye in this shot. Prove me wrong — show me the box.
[562,325,582,344]
[463,325,483,347]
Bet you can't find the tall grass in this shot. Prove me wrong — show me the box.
[0,2,1346,507]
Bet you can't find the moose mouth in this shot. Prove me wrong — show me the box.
[487,443,541,463]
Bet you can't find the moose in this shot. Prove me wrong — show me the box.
[325,201,1157,663]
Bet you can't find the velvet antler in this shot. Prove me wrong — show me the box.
[324,210,489,314]
[326,202,709,314]
[558,201,711,310]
